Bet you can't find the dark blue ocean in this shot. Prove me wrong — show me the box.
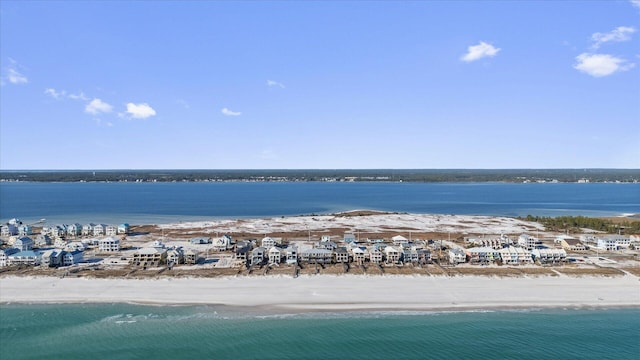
[1,182,638,224]
[0,304,638,360]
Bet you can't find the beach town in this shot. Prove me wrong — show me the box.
[1,211,639,310]
[1,211,638,276]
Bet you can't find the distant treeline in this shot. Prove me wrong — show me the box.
[520,215,640,234]
[0,169,639,183]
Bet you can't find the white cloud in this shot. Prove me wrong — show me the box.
[461,41,501,62]
[126,102,157,119]
[574,53,635,77]
[221,107,241,116]
[8,68,28,84]
[85,98,113,114]
[267,80,285,88]
[631,0,640,9]
[68,92,89,101]
[44,88,66,99]
[45,88,89,101]
[591,26,636,49]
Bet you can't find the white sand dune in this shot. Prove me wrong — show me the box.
[157,213,545,236]
[2,275,638,311]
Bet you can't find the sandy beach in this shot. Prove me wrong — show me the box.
[2,275,638,311]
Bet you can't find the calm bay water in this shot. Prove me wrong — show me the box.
[1,182,638,224]
[0,304,638,360]
[1,182,639,358]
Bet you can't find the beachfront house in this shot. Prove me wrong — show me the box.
[184,249,198,264]
[320,235,331,242]
[300,248,333,264]
[212,235,232,251]
[251,247,266,266]
[14,237,34,251]
[518,234,541,250]
[105,225,118,236]
[261,237,276,248]
[1,224,18,237]
[64,241,85,253]
[498,246,533,265]
[235,243,251,265]
[131,247,167,267]
[18,225,32,236]
[369,247,383,263]
[166,248,184,265]
[35,234,52,247]
[117,224,130,235]
[466,247,501,265]
[62,250,84,266]
[268,246,283,265]
[384,246,401,264]
[449,248,466,264]
[392,235,409,246]
[82,224,95,236]
[285,245,298,265]
[98,237,120,252]
[40,249,63,267]
[532,248,566,264]
[334,247,350,263]
[67,224,82,237]
[351,247,368,265]
[8,250,41,266]
[418,249,432,264]
[401,246,420,264]
[0,248,19,267]
[93,224,106,236]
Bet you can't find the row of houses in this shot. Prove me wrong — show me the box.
[450,246,567,265]
[0,247,84,267]
[129,241,198,267]
[41,223,130,238]
[240,241,433,267]
[1,221,130,238]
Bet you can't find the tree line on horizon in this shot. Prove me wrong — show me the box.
[1,169,638,183]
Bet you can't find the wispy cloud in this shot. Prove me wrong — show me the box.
[3,59,29,85]
[461,41,501,62]
[68,91,89,101]
[574,53,635,77]
[126,102,157,119]
[591,26,636,50]
[45,88,89,101]
[85,98,113,114]
[267,80,285,88]
[221,107,241,116]
[44,88,66,99]
[631,0,640,9]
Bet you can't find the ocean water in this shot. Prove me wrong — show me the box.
[0,304,638,360]
[1,182,638,224]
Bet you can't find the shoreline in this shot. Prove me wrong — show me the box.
[2,274,638,312]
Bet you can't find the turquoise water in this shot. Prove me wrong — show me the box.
[1,182,638,224]
[0,304,638,360]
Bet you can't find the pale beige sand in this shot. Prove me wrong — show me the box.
[1,275,638,310]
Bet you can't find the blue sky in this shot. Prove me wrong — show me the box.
[1,1,639,169]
